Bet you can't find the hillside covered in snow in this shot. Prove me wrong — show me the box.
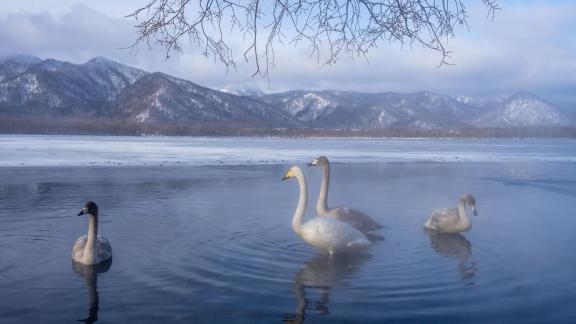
[0,55,574,136]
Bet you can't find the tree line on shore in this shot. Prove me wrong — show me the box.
[1,114,575,138]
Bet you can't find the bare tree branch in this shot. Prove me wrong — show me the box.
[127,0,500,78]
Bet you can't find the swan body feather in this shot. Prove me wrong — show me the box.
[283,165,371,254]
[72,235,113,265]
[310,156,383,233]
[425,194,477,234]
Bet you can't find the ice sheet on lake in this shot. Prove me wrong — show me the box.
[1,135,575,167]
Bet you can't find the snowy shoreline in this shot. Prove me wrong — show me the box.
[1,135,575,167]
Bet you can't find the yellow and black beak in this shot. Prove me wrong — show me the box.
[282,168,295,181]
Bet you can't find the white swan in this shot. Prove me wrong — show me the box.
[424,194,478,234]
[309,156,383,233]
[282,165,372,254]
[72,201,113,265]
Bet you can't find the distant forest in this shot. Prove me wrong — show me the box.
[1,114,576,138]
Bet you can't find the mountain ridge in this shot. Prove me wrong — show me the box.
[0,55,573,131]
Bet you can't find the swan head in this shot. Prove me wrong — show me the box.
[308,156,329,167]
[282,165,301,181]
[461,194,477,216]
[77,201,98,217]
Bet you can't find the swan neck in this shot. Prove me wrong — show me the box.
[85,214,98,264]
[317,164,330,214]
[292,171,308,234]
[457,200,470,226]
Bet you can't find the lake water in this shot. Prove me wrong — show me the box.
[1,135,575,323]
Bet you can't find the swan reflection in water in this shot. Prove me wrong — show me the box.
[426,232,477,281]
[72,259,112,323]
[283,252,373,323]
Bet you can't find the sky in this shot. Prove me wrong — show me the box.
[0,0,575,108]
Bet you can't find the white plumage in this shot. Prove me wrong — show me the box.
[283,165,372,254]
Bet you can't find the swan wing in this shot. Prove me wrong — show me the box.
[72,235,87,262]
[96,236,113,262]
[301,217,371,252]
[425,208,459,231]
[329,207,383,232]
[71,235,112,264]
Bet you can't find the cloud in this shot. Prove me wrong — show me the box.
[0,1,575,108]
[0,4,136,61]
[244,1,576,107]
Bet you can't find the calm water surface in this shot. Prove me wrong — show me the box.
[1,137,575,323]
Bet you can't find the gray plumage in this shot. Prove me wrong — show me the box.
[309,156,383,233]
[425,194,478,234]
[72,201,113,265]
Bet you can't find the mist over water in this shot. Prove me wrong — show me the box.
[1,136,575,323]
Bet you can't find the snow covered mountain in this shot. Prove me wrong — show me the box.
[116,72,296,126]
[261,90,573,129]
[260,90,340,123]
[219,85,266,97]
[0,55,573,130]
[261,90,485,129]
[0,55,42,82]
[472,92,568,127]
[0,55,294,126]
[0,55,147,116]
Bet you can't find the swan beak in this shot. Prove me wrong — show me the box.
[472,207,478,216]
[308,159,319,166]
[77,210,85,216]
[282,168,295,181]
